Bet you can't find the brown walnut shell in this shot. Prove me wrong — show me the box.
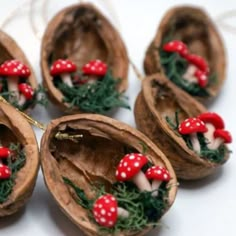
[144,6,225,102]
[40,114,177,236]
[0,30,38,112]
[134,73,229,180]
[41,3,129,113]
[0,101,39,216]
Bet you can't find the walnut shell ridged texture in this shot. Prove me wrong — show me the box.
[40,114,177,236]
[0,30,38,111]
[134,73,229,180]
[0,101,39,216]
[41,3,129,113]
[144,6,226,102]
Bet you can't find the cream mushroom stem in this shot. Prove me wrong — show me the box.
[203,123,215,148]
[151,180,162,197]
[132,171,152,192]
[61,73,73,87]
[18,94,26,106]
[190,133,201,153]
[7,76,19,101]
[208,137,224,150]
[182,64,198,83]
[117,207,129,218]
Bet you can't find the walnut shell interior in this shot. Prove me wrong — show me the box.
[144,6,225,102]
[0,30,38,111]
[0,101,39,216]
[40,114,177,236]
[134,73,229,180]
[41,3,129,113]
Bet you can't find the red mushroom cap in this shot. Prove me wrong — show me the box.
[50,59,77,76]
[197,112,225,129]
[0,164,11,179]
[185,54,209,74]
[214,129,232,143]
[115,153,148,181]
[18,83,34,100]
[178,117,208,135]
[145,166,170,182]
[82,59,107,76]
[194,70,208,88]
[0,147,11,159]
[93,194,118,228]
[0,59,31,77]
[163,40,188,57]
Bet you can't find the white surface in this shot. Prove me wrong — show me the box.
[0,0,235,235]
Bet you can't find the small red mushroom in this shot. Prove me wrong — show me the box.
[163,40,188,57]
[209,129,232,150]
[145,166,170,197]
[93,194,129,228]
[116,153,151,192]
[178,117,208,153]
[0,59,31,100]
[0,146,11,159]
[194,70,208,88]
[0,164,11,179]
[50,59,77,87]
[18,83,34,106]
[197,112,225,148]
[185,54,209,74]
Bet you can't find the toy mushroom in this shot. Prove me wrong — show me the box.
[178,117,208,153]
[209,129,232,150]
[50,59,77,87]
[18,83,34,106]
[163,40,188,57]
[93,194,129,228]
[197,112,225,148]
[82,59,107,83]
[145,166,170,197]
[0,59,31,101]
[0,146,11,179]
[116,153,151,192]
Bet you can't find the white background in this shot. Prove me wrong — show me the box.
[0,0,236,235]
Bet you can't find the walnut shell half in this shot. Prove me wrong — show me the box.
[0,30,38,112]
[40,114,177,236]
[134,73,229,180]
[41,3,129,113]
[144,6,225,102]
[0,101,39,216]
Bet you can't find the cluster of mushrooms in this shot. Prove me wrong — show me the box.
[0,59,34,106]
[163,40,209,88]
[93,153,170,228]
[50,59,107,86]
[178,112,232,153]
[0,146,11,180]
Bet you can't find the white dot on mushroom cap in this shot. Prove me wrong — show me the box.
[169,42,174,46]
[22,70,26,74]
[0,173,1,176]
[56,64,61,68]
[129,155,135,160]
[108,213,112,217]
[185,122,190,127]
[7,62,12,66]
[123,162,128,167]
[67,64,72,68]
[177,45,183,50]
[98,67,103,71]
[157,170,162,174]
[100,218,106,223]
[13,68,18,72]
[127,167,131,171]
[111,197,115,201]
[164,174,169,179]
[134,162,140,167]
[91,66,95,71]
[201,75,206,80]
[0,164,3,167]
[98,204,102,208]
[196,122,200,126]
[62,61,66,64]
[85,64,90,68]
[4,68,8,71]
[100,209,106,215]
[115,170,118,176]
[105,199,110,203]
[109,221,114,225]
[110,207,115,212]
[121,172,127,178]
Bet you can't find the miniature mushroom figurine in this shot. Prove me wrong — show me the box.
[182,54,209,87]
[208,129,232,150]
[116,153,151,192]
[82,59,107,82]
[0,146,11,179]
[163,40,188,57]
[0,59,31,100]
[145,166,170,197]
[93,194,129,228]
[50,59,77,87]
[197,112,225,148]
[18,83,34,106]
[178,117,208,153]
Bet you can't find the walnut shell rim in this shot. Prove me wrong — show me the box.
[134,73,229,180]
[40,114,177,236]
[0,101,39,217]
[144,5,226,102]
[41,3,129,114]
[0,30,38,112]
